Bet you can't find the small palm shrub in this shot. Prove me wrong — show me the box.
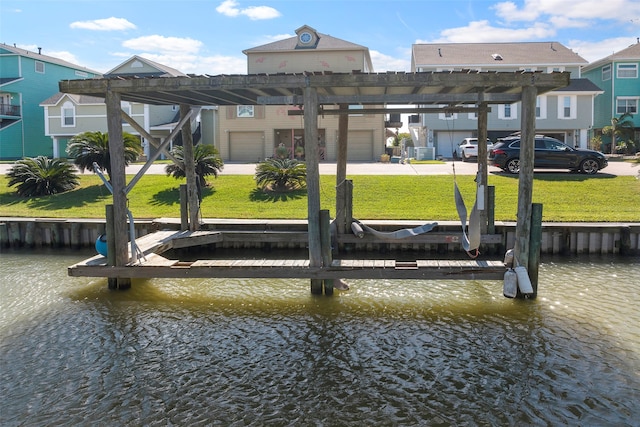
[7,156,79,197]
[66,131,142,177]
[165,144,224,187]
[255,157,307,191]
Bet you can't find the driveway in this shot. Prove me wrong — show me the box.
[0,159,638,176]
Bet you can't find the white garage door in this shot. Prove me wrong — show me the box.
[437,131,468,158]
[230,132,264,162]
[347,130,374,161]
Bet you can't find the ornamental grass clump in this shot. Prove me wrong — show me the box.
[254,157,307,192]
[7,156,79,197]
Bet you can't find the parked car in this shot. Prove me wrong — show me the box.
[457,138,493,162]
[489,136,608,174]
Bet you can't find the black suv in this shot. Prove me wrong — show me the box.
[489,136,608,174]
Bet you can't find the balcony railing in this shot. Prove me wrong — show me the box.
[0,103,21,117]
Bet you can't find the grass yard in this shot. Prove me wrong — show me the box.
[1,173,639,222]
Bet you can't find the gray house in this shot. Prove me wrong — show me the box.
[40,55,204,159]
[411,42,603,157]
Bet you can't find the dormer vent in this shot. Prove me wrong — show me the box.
[491,53,503,61]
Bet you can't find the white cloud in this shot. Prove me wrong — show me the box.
[122,35,203,55]
[370,50,411,72]
[133,53,247,75]
[423,20,555,43]
[70,17,136,31]
[216,0,280,20]
[567,37,639,63]
[493,0,640,25]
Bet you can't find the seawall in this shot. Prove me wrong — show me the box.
[1,217,638,256]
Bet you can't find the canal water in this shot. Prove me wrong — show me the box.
[1,249,639,426]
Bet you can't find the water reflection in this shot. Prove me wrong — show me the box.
[1,250,639,426]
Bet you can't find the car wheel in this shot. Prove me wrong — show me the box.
[579,159,599,174]
[461,150,467,162]
[506,158,520,174]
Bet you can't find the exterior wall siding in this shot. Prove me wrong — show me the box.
[0,48,99,160]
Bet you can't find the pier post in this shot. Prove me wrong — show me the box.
[320,209,333,295]
[335,105,349,235]
[105,204,117,290]
[180,184,189,231]
[527,203,543,298]
[513,84,537,269]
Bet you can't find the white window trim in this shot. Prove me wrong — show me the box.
[438,104,457,120]
[547,66,565,73]
[536,95,547,119]
[602,64,611,81]
[616,96,639,115]
[617,63,638,79]
[557,95,577,119]
[61,101,75,127]
[237,105,254,118]
[498,103,518,120]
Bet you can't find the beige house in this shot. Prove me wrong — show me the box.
[41,56,197,159]
[217,25,385,162]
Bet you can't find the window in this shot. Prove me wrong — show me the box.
[61,101,75,127]
[547,66,564,73]
[616,97,638,114]
[35,61,45,73]
[237,105,254,118]
[602,64,611,81]
[348,105,364,116]
[557,95,576,119]
[617,64,638,78]
[536,96,547,119]
[498,103,517,120]
[75,70,88,78]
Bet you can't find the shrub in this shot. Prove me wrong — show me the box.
[165,144,224,187]
[66,131,142,178]
[255,157,306,191]
[7,156,79,197]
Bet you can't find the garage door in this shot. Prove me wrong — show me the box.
[230,132,264,162]
[437,131,468,158]
[347,130,374,161]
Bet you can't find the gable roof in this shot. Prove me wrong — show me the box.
[104,55,187,77]
[582,41,640,72]
[0,43,101,75]
[412,42,587,68]
[40,92,105,106]
[243,31,368,54]
[552,78,603,93]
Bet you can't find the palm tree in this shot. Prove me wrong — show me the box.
[255,157,307,191]
[165,144,224,187]
[66,131,142,177]
[602,113,635,154]
[7,156,79,197]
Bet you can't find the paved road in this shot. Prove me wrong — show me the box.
[1,159,638,176]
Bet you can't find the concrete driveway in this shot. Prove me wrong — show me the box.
[1,159,638,176]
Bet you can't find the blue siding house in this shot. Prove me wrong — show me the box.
[0,43,100,160]
[582,41,640,151]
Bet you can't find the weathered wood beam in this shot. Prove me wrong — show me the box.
[336,103,349,234]
[180,104,200,232]
[304,86,322,268]
[514,85,538,268]
[477,96,489,234]
[288,106,494,116]
[260,93,520,105]
[104,91,131,289]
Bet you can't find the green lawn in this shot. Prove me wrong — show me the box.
[1,173,639,222]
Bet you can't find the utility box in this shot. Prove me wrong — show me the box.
[414,147,435,160]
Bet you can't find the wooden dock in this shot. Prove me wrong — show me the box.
[68,229,505,281]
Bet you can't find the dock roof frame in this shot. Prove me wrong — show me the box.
[60,70,570,288]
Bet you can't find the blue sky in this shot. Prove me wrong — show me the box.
[2,0,639,75]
